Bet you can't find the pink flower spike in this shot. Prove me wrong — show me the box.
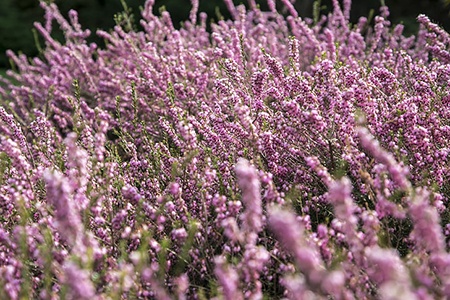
[189,0,199,24]
[357,127,411,190]
[214,256,244,300]
[235,158,263,239]
[63,262,97,300]
[280,0,298,18]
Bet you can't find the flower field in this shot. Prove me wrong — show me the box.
[1,0,450,298]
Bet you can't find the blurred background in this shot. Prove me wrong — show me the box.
[0,0,449,72]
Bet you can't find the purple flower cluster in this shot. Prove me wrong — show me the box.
[1,0,450,298]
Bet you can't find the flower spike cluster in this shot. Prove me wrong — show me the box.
[0,0,450,298]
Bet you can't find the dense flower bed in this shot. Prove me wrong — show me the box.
[1,0,450,298]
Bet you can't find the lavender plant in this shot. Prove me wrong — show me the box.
[1,0,450,298]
